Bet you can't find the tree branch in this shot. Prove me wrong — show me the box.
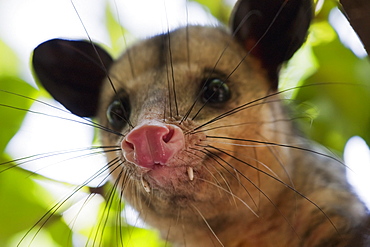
[339,0,370,56]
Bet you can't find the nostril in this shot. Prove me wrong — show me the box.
[162,128,174,143]
[124,140,134,150]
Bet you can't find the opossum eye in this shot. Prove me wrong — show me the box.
[106,91,130,131]
[202,78,230,104]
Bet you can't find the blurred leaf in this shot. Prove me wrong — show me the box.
[0,155,64,246]
[0,77,38,154]
[191,0,232,24]
[105,3,134,57]
[294,18,370,152]
[75,183,167,247]
[46,216,73,247]
[279,42,318,98]
[0,40,19,77]
[0,39,39,153]
[121,227,167,247]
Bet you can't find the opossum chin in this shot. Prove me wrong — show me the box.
[148,164,191,184]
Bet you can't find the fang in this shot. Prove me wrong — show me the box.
[187,167,194,181]
[141,177,151,193]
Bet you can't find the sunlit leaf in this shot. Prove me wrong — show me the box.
[46,216,73,247]
[0,156,63,246]
[0,40,18,77]
[0,39,38,153]
[121,227,167,247]
[0,77,38,154]
[106,2,135,57]
[191,0,232,24]
[295,21,370,152]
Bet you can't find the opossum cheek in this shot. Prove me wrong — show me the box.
[121,120,185,169]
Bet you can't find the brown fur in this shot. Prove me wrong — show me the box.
[96,25,369,247]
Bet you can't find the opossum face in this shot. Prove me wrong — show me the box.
[98,26,284,223]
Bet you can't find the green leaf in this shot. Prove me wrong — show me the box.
[0,77,38,154]
[295,23,370,152]
[0,40,19,77]
[191,0,232,24]
[121,227,167,247]
[46,216,73,247]
[105,3,135,57]
[0,156,57,245]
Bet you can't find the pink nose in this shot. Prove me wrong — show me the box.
[121,121,185,168]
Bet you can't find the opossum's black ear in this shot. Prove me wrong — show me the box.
[230,0,313,88]
[32,39,113,117]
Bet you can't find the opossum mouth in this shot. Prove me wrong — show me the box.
[133,148,228,195]
[138,163,195,193]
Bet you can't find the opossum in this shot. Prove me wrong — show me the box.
[1,0,370,246]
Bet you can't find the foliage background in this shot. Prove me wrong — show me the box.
[0,0,369,246]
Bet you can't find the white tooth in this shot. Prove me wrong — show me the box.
[187,167,194,181]
[141,177,151,193]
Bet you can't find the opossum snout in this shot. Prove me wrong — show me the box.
[121,120,185,168]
